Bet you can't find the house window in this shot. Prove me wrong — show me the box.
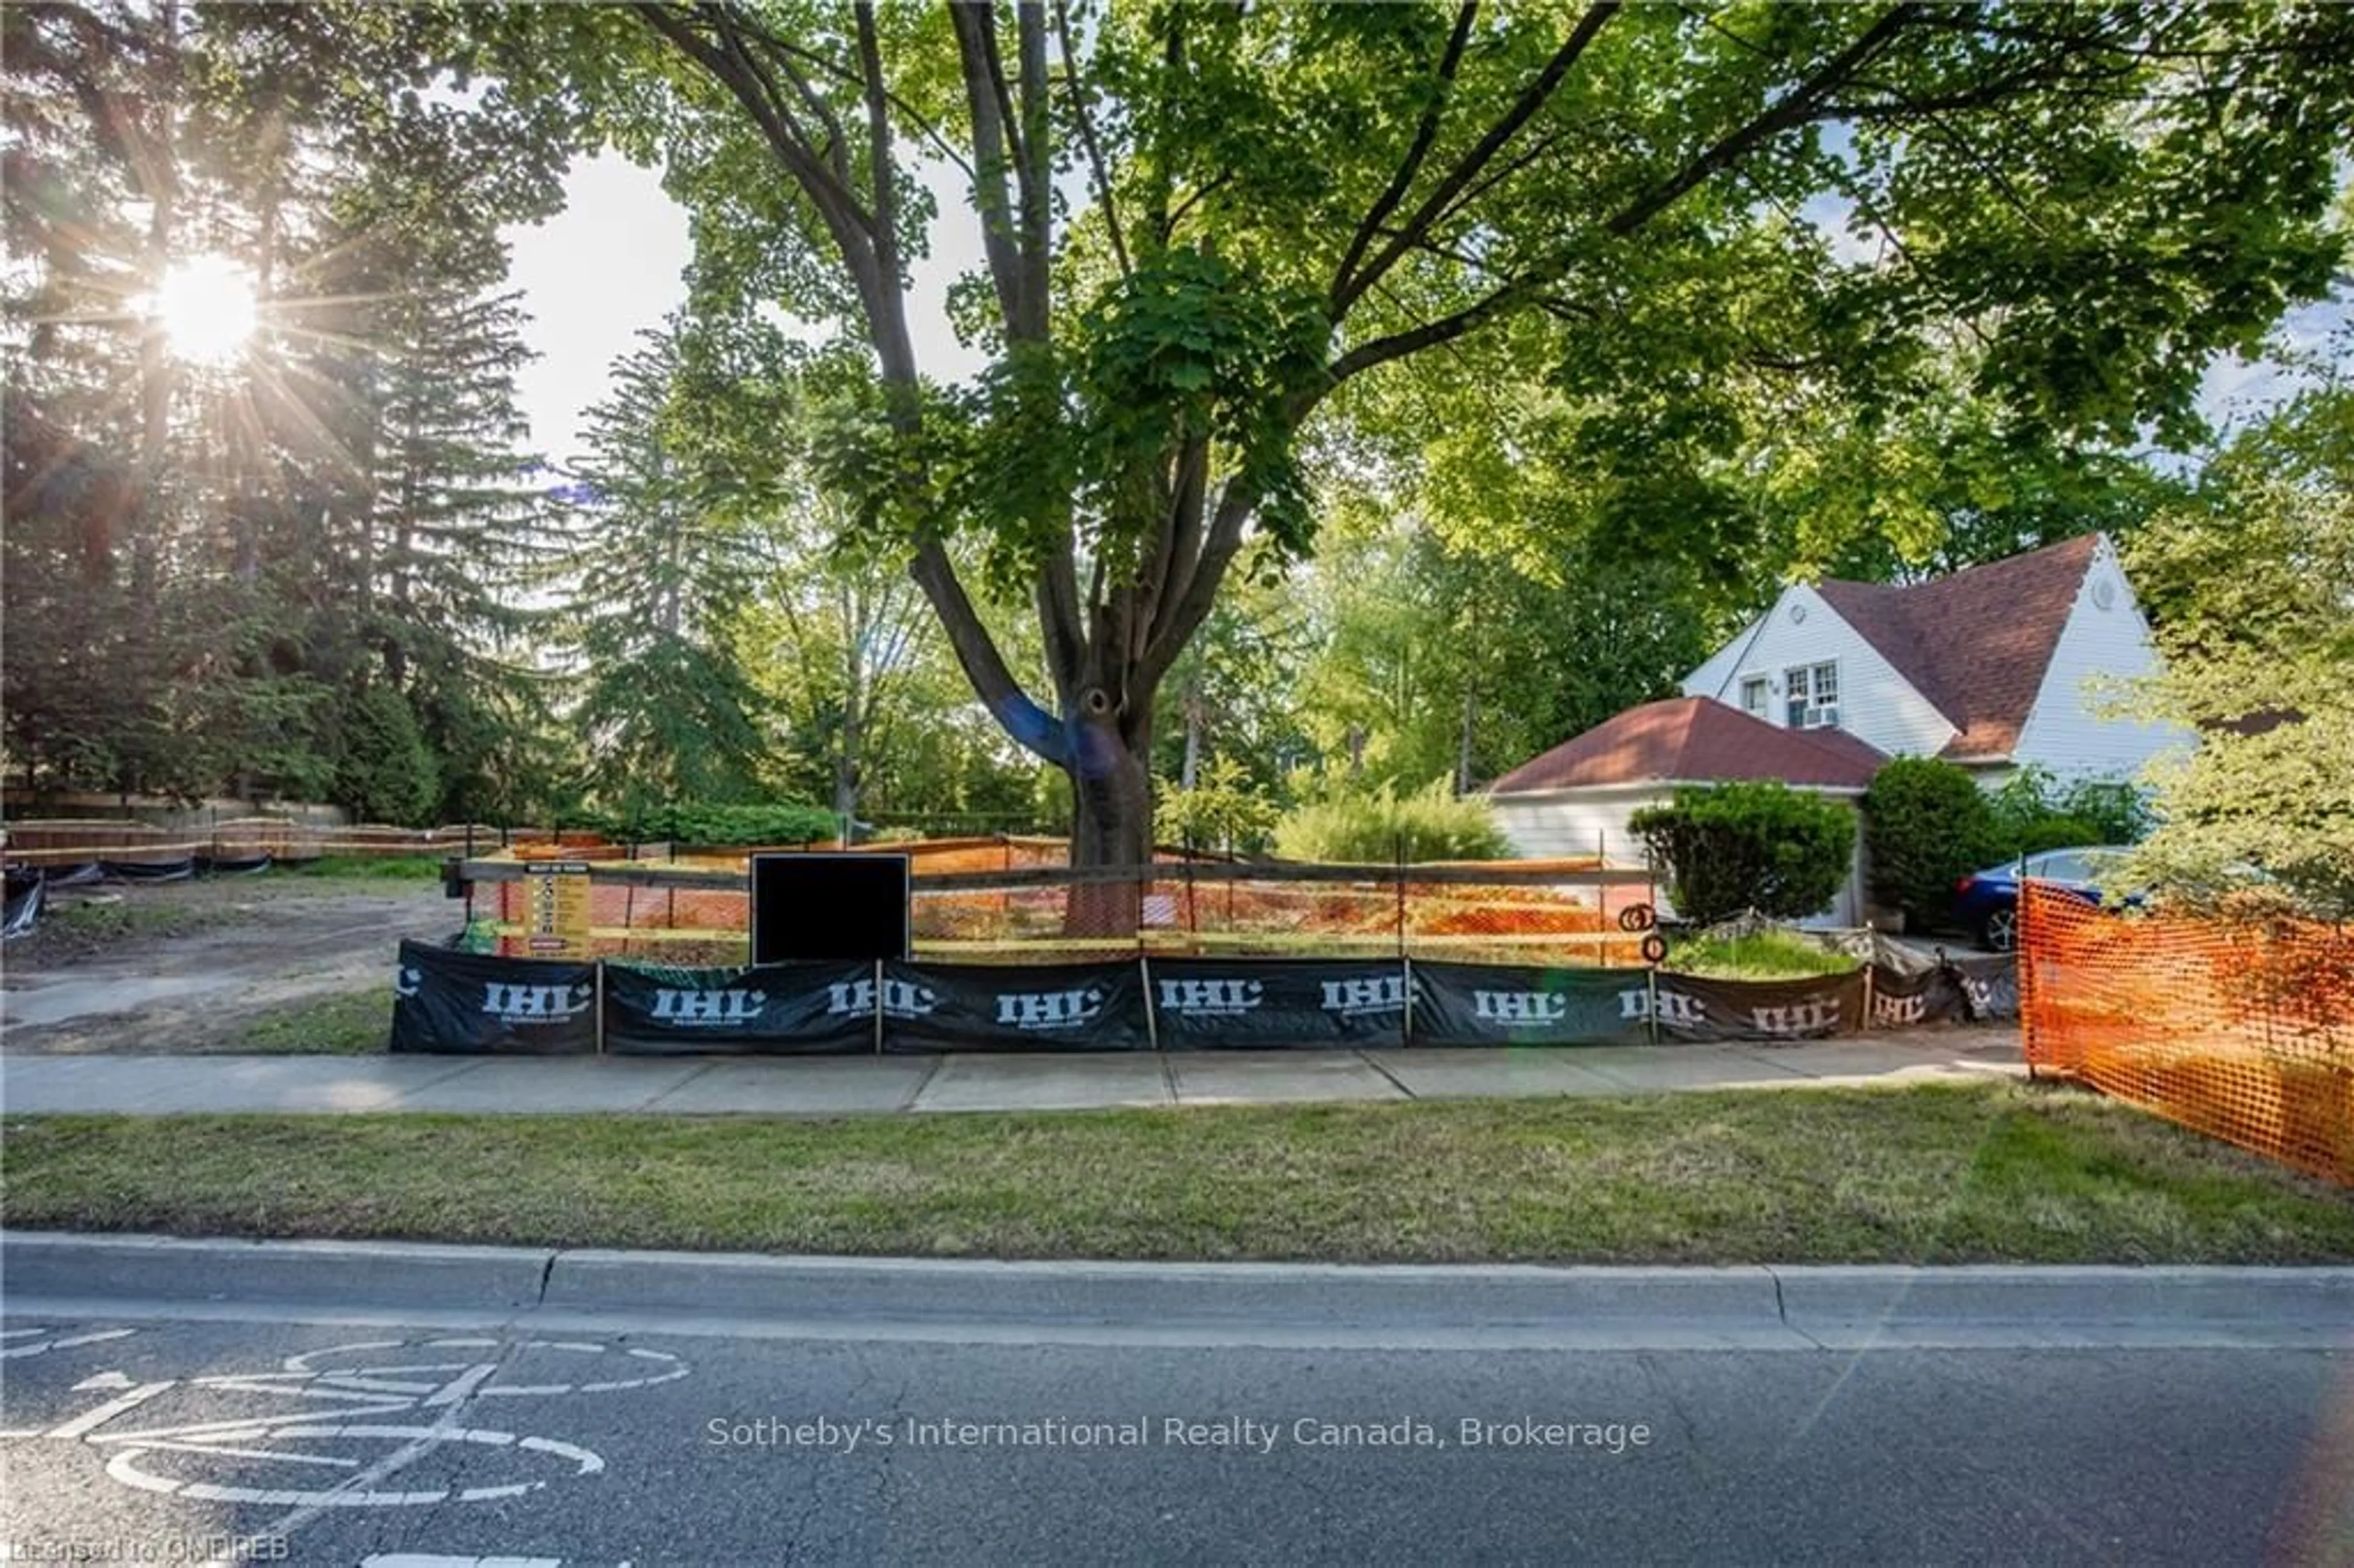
[1739,676,1769,719]
[1785,662,1840,729]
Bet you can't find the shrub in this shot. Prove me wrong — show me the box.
[2011,812,2103,858]
[1158,756,1281,854]
[1273,777,1509,863]
[583,802,844,847]
[1862,757,2000,927]
[1629,781,1854,924]
[1989,764,2150,854]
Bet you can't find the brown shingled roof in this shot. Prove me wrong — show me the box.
[1487,697,1887,795]
[1814,534,2099,760]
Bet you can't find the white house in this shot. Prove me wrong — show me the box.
[1678,533,2183,785]
[1486,534,2184,925]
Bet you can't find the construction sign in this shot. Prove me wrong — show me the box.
[522,861,593,957]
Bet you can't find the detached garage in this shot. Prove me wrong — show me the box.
[1484,697,1886,924]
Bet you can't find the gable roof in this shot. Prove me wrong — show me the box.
[1488,697,1887,795]
[1813,533,2100,760]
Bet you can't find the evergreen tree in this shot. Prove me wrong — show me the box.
[558,329,772,818]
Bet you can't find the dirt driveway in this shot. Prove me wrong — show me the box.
[1,876,455,1054]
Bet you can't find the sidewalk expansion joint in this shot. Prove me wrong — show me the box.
[1357,1051,1416,1100]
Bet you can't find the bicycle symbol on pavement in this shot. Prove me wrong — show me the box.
[1,1330,688,1512]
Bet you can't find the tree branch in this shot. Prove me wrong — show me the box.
[1330,1,1478,310]
[1141,479,1254,689]
[1606,2,1921,237]
[1054,0,1129,276]
[948,1,1031,334]
[910,536,1070,767]
[1336,2,1618,315]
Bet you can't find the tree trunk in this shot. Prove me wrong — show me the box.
[1062,706,1152,937]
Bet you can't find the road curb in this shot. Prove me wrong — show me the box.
[5,1232,2350,1344]
[1769,1263,2354,1334]
[0,1230,550,1312]
[539,1249,1785,1326]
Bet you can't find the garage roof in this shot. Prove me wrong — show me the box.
[1487,696,1887,795]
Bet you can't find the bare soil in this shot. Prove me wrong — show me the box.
[1,877,454,1054]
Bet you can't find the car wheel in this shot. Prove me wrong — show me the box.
[1981,905,2017,953]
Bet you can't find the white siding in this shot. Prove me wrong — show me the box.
[1680,584,1956,759]
[1490,787,1663,866]
[1491,786,1868,926]
[1682,617,1761,702]
[2011,539,2192,782]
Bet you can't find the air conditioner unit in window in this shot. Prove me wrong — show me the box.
[1813,706,1841,729]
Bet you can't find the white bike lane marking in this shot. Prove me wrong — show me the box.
[0,1328,687,1567]
[0,1325,143,1435]
[1,1325,138,1359]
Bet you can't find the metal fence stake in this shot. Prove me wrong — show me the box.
[1140,954,1159,1052]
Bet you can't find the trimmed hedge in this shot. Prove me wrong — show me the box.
[1629,782,1854,924]
[1862,758,2000,927]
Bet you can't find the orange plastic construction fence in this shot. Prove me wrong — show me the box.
[2019,881,2353,1185]
[486,857,1653,968]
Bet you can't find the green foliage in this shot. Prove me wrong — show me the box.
[1663,931,1859,981]
[1987,766,2150,854]
[559,326,775,815]
[2124,372,2354,915]
[1273,777,1507,865]
[330,683,438,828]
[1156,756,1280,854]
[577,802,841,848]
[1632,783,1854,926]
[1862,759,2000,927]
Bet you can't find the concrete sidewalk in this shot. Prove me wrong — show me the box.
[0,1031,2024,1116]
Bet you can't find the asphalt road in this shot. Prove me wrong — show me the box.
[1,1303,2344,1567]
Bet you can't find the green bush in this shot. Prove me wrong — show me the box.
[1159,756,1281,853]
[1628,781,1855,924]
[582,802,844,847]
[2011,812,2103,858]
[1987,765,2149,857]
[332,683,438,828]
[1862,757,2002,927]
[1273,777,1508,863]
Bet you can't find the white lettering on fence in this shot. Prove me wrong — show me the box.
[825,978,937,1019]
[1157,978,1263,1016]
[481,983,591,1022]
[649,988,766,1027]
[1319,975,1407,1017]
[1471,991,1569,1024]
[994,988,1106,1030]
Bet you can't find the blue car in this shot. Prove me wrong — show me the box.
[1954,847,2135,952]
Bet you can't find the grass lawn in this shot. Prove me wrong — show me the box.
[3,1081,2345,1263]
[238,988,392,1054]
[283,855,446,880]
[1663,928,1859,980]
